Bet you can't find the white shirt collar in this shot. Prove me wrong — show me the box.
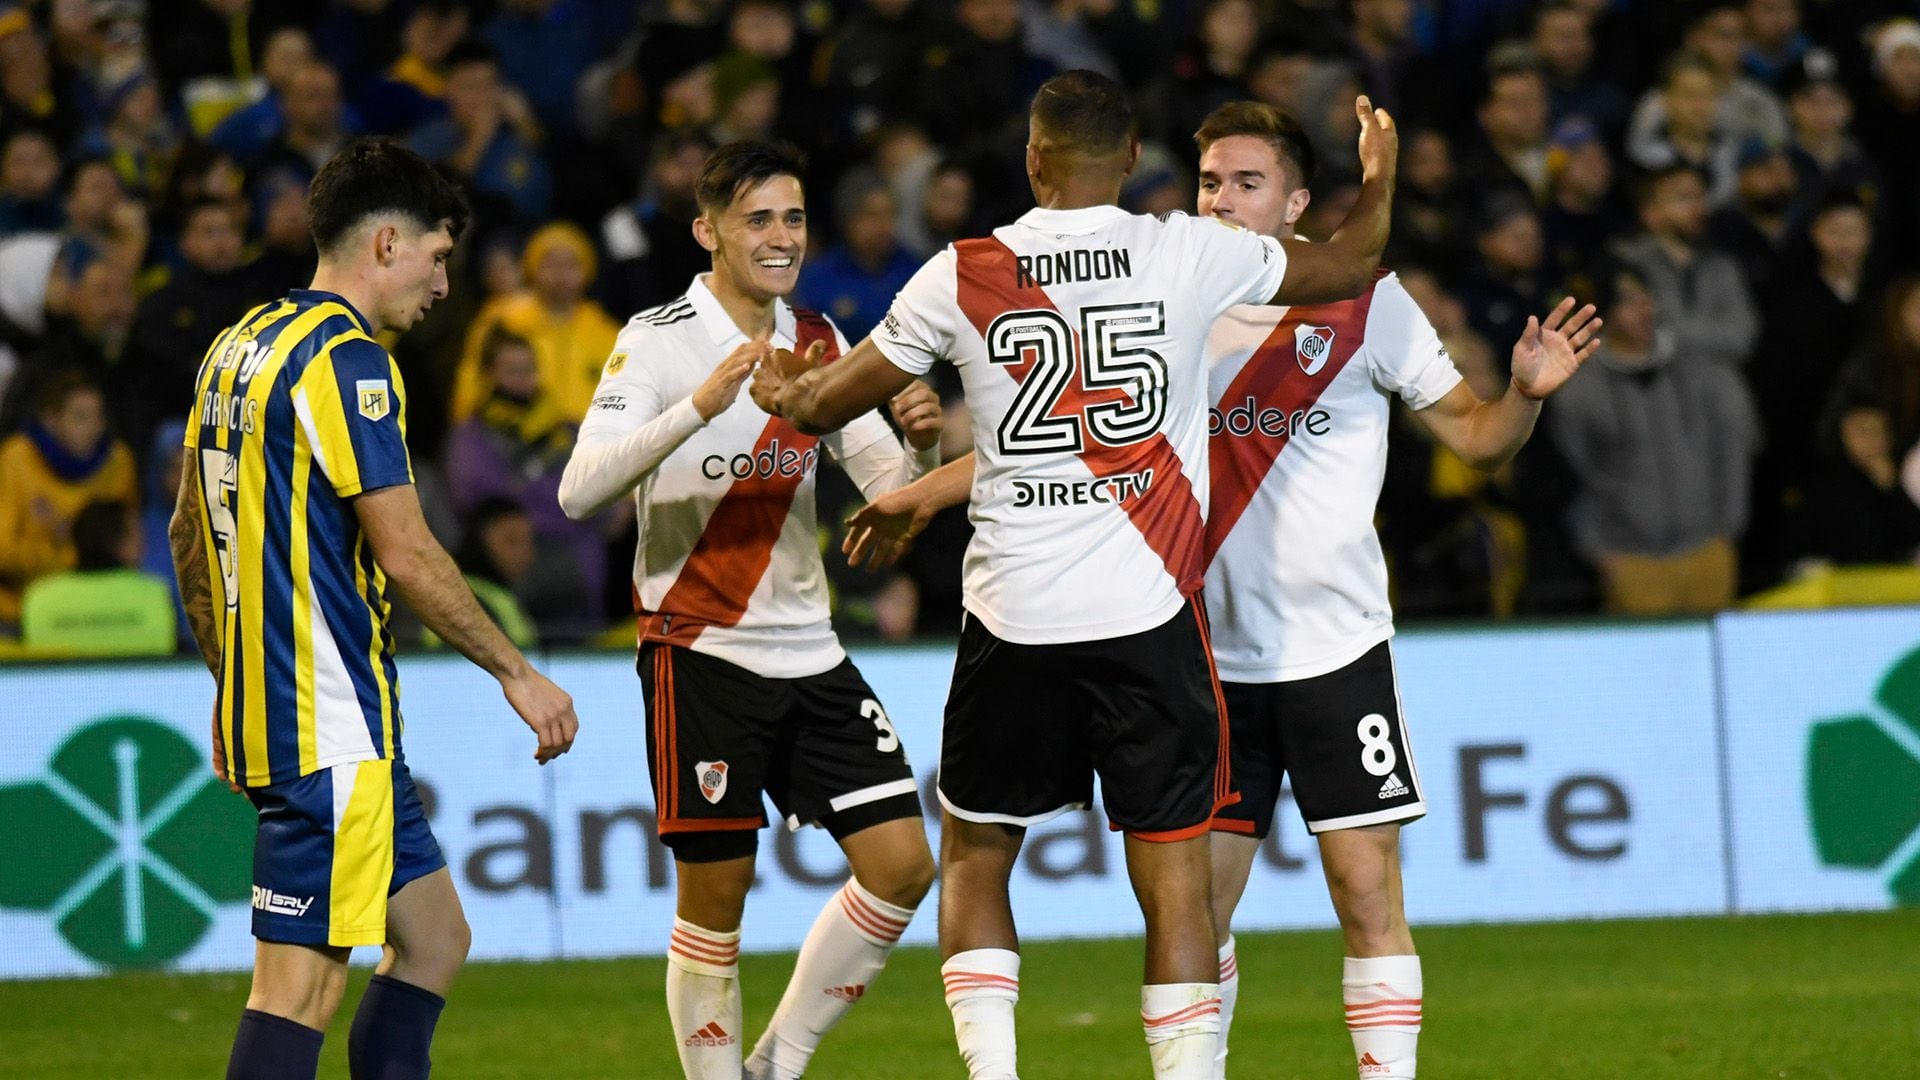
[687,273,796,347]
[1015,204,1131,235]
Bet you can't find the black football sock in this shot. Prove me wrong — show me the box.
[347,973,447,1080]
[227,1008,324,1080]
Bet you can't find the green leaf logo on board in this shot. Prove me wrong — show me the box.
[1807,646,1920,904]
[0,716,254,968]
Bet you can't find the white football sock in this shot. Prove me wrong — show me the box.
[1142,982,1222,1079]
[1214,937,1239,1079]
[1344,954,1422,1079]
[667,918,744,1080]
[942,948,1021,1080]
[745,878,916,1078]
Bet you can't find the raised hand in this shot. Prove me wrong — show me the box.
[1356,95,1399,184]
[693,339,767,420]
[889,380,943,451]
[749,338,828,415]
[1512,296,1603,401]
[843,487,938,570]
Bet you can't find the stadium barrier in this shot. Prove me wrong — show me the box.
[1,605,1915,979]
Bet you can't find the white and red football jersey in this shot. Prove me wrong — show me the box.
[875,206,1289,644]
[565,275,936,678]
[1203,272,1463,682]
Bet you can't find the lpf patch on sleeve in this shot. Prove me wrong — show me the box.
[356,379,390,421]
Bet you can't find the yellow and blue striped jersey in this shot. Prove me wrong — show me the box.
[185,289,414,787]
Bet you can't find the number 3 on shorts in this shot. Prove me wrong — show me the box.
[1357,713,1396,777]
[862,699,899,753]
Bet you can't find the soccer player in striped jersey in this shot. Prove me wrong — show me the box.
[169,140,578,1080]
[559,141,940,1080]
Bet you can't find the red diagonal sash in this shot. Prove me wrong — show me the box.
[1202,279,1381,566]
[638,312,840,645]
[954,236,1207,595]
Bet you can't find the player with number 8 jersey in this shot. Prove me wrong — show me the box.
[753,71,1401,1080]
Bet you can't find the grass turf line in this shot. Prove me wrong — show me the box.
[2,910,1915,1078]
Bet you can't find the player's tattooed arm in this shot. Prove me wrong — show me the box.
[753,337,916,435]
[843,452,976,569]
[1272,96,1398,306]
[168,467,222,678]
[1415,297,1603,469]
[355,484,580,764]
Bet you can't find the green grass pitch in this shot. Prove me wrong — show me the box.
[5,911,1916,1077]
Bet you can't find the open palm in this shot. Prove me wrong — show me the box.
[1511,296,1603,400]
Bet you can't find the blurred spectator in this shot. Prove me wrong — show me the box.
[408,42,551,223]
[798,174,921,341]
[1154,0,1256,159]
[138,418,189,643]
[707,52,782,146]
[1857,20,1920,267]
[1742,0,1813,89]
[1709,138,1802,290]
[1749,193,1881,582]
[1613,165,1760,368]
[310,0,407,88]
[1346,0,1427,122]
[1531,0,1629,135]
[817,0,939,147]
[598,128,712,316]
[1022,0,1122,82]
[1809,274,1920,564]
[1551,266,1759,615]
[2,257,137,436]
[1387,129,1463,278]
[77,71,181,200]
[482,0,595,140]
[244,169,315,297]
[1627,5,1789,161]
[54,154,147,275]
[899,156,976,259]
[1458,190,1548,361]
[0,15,82,147]
[0,128,63,237]
[1627,53,1742,204]
[447,497,540,648]
[355,0,468,136]
[443,328,606,618]
[152,0,304,94]
[453,221,618,424]
[1120,142,1190,217]
[123,198,251,450]
[1541,118,1626,289]
[0,372,137,631]
[206,25,317,161]
[1783,64,1879,209]
[1458,52,1551,201]
[920,0,1052,156]
[20,498,173,655]
[249,61,353,193]
[725,0,813,141]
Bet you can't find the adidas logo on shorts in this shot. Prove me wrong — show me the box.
[683,1022,736,1047]
[1360,1051,1390,1074]
[1377,772,1410,800]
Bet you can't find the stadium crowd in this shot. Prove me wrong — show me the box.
[3,0,1920,653]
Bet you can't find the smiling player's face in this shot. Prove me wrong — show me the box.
[708,175,806,302]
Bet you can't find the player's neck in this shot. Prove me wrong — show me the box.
[704,268,777,340]
[307,265,385,336]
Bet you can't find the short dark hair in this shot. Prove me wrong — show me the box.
[307,138,470,255]
[1194,101,1317,189]
[59,154,119,199]
[444,39,500,74]
[35,368,101,419]
[1634,162,1706,208]
[179,196,234,231]
[71,500,131,572]
[1030,70,1136,156]
[694,139,806,215]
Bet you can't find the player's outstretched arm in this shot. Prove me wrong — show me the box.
[1272,96,1399,306]
[1415,297,1603,469]
[843,452,976,569]
[753,336,916,436]
[557,340,764,520]
[354,484,579,763]
[168,467,222,678]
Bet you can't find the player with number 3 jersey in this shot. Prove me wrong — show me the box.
[753,72,1401,1080]
[559,141,942,1080]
